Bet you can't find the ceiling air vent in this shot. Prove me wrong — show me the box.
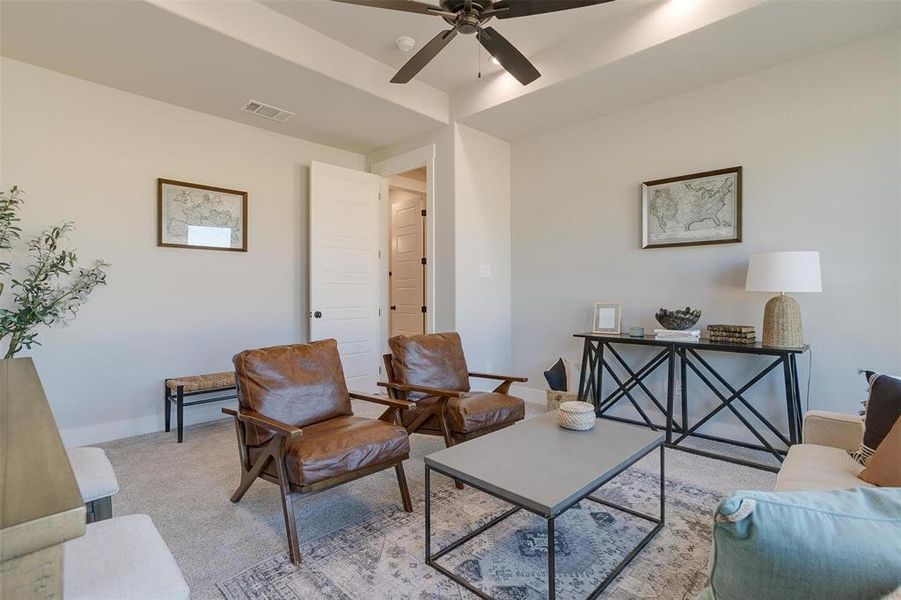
[240,99,295,123]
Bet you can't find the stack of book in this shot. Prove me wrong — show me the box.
[654,328,700,342]
[707,324,756,344]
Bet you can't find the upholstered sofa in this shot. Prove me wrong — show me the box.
[698,411,901,600]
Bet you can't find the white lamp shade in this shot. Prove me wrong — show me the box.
[745,251,822,293]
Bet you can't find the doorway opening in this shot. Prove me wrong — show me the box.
[387,167,427,339]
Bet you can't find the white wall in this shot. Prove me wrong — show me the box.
[0,58,365,445]
[511,31,901,436]
[454,125,512,378]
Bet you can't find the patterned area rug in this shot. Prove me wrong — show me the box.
[218,470,716,599]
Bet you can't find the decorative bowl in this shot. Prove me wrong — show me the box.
[655,307,701,330]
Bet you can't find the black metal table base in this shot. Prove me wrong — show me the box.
[425,445,665,600]
[576,334,806,473]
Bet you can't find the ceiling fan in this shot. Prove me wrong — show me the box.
[331,0,615,86]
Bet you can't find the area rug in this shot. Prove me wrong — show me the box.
[217,470,717,600]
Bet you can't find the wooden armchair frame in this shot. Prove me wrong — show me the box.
[223,391,414,565]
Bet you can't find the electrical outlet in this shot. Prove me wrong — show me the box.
[478,264,492,278]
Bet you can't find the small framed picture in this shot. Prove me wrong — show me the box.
[592,302,622,334]
[158,179,247,251]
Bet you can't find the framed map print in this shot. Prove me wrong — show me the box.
[158,179,247,252]
[641,166,742,249]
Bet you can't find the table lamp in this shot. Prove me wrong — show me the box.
[745,251,821,347]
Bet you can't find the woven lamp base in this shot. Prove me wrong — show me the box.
[762,293,803,347]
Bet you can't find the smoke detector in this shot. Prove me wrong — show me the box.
[240,99,295,123]
[395,36,416,53]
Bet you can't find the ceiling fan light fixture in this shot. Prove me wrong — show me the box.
[490,55,500,66]
[395,36,416,52]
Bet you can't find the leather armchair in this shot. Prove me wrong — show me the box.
[380,332,527,466]
[223,339,414,565]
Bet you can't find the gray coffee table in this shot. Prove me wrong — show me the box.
[424,412,665,600]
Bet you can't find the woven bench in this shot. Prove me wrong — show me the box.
[164,371,236,442]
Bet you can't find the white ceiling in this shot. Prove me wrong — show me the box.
[1,0,898,154]
[262,0,655,92]
[0,0,448,154]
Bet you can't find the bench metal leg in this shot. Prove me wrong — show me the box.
[176,385,184,443]
[85,496,113,523]
[164,385,171,432]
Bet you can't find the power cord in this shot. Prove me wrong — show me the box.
[805,346,813,413]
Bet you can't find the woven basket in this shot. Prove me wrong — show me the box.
[557,401,596,431]
[546,390,579,411]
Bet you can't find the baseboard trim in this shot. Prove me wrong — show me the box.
[59,401,235,447]
[511,384,547,408]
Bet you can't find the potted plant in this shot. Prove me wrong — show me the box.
[0,186,109,359]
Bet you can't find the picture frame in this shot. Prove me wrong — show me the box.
[592,302,622,334]
[641,166,742,249]
[157,178,248,252]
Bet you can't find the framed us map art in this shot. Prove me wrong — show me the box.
[641,166,742,249]
[158,179,247,251]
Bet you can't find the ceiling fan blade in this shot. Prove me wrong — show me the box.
[330,0,439,15]
[391,28,457,83]
[492,0,614,19]
[477,26,540,85]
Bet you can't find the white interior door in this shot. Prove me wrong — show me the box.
[390,189,425,337]
[310,161,381,392]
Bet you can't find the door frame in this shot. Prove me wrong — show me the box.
[370,145,436,354]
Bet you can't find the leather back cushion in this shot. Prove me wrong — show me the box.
[389,332,470,394]
[233,339,352,446]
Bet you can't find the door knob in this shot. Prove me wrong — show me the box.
[390,305,396,311]
[313,311,322,318]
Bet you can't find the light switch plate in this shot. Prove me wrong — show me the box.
[478,264,492,278]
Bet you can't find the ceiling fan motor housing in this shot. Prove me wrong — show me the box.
[441,0,491,34]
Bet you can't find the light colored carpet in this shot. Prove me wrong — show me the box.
[98,402,776,599]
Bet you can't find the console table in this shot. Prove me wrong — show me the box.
[574,332,807,472]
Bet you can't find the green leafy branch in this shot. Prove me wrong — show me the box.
[0,187,109,359]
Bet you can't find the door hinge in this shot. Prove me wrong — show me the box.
[378,308,381,316]
[421,257,427,265]
[378,250,381,258]
[421,209,426,217]
[421,305,427,313]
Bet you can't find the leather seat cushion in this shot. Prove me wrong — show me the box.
[252,416,410,486]
[402,392,525,434]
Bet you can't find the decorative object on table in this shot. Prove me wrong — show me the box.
[641,166,742,249]
[849,371,901,465]
[0,186,109,358]
[592,302,621,334]
[654,328,700,342]
[745,251,821,347]
[546,390,579,411]
[158,179,247,252]
[655,306,701,330]
[708,324,757,344]
[543,358,567,391]
[629,326,645,337]
[557,400,596,430]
